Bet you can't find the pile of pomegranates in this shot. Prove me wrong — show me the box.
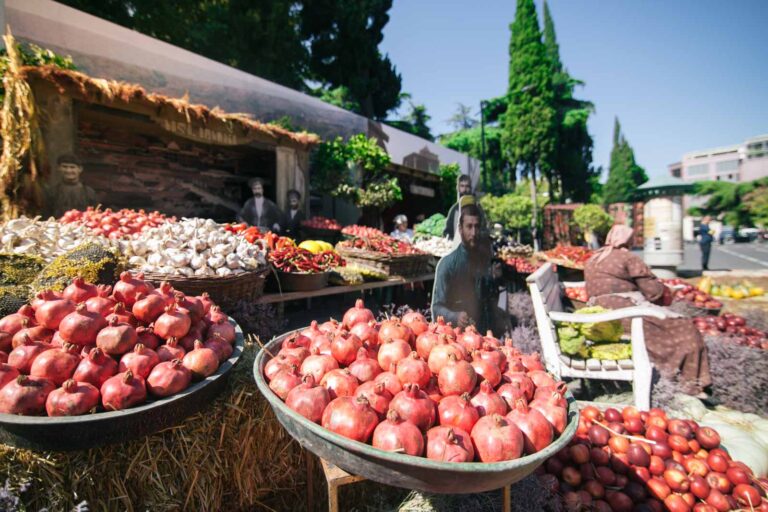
[264,299,570,463]
[693,314,768,351]
[0,273,235,416]
[538,405,768,511]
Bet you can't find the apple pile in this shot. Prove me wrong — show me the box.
[301,216,342,231]
[565,286,588,303]
[504,257,542,274]
[693,314,768,350]
[539,405,767,511]
[673,285,723,311]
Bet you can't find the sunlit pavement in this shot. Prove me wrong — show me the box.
[680,242,768,272]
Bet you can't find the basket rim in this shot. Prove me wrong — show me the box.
[137,266,270,283]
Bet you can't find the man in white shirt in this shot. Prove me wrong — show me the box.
[390,214,414,241]
[237,178,282,232]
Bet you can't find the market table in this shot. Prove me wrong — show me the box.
[255,273,435,305]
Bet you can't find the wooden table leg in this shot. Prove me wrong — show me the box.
[327,478,339,512]
[502,485,511,512]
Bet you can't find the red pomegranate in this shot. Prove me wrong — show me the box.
[319,319,340,335]
[11,322,54,349]
[354,381,393,419]
[423,376,443,403]
[309,331,332,356]
[470,414,524,462]
[431,316,456,340]
[30,343,81,385]
[0,305,37,335]
[269,364,303,400]
[321,395,379,443]
[204,305,228,326]
[437,354,477,396]
[497,382,527,410]
[389,383,436,433]
[470,354,502,388]
[396,351,431,389]
[207,316,236,345]
[372,410,425,456]
[475,343,507,372]
[0,363,21,389]
[154,304,191,340]
[204,338,232,363]
[520,352,545,372]
[426,426,474,462]
[135,326,161,350]
[147,359,191,397]
[96,317,137,356]
[157,338,186,362]
[182,340,219,379]
[0,375,55,415]
[471,380,508,417]
[35,297,76,330]
[415,329,440,360]
[196,292,214,315]
[342,299,375,329]
[348,347,382,382]
[278,337,310,362]
[300,320,324,344]
[460,326,485,352]
[84,285,116,317]
[101,371,146,410]
[105,302,137,327]
[113,271,151,307]
[331,331,363,366]
[73,347,117,388]
[285,374,330,423]
[7,336,50,374]
[530,392,568,435]
[502,371,535,401]
[401,310,428,337]
[377,338,411,373]
[527,370,556,389]
[132,293,166,324]
[265,353,301,381]
[427,341,465,375]
[373,366,403,397]
[118,344,160,379]
[45,379,100,416]
[506,398,553,454]
[438,393,480,433]
[0,332,10,353]
[300,348,339,383]
[62,277,98,303]
[379,319,413,344]
[320,368,359,400]
[31,290,60,310]
[58,304,107,346]
[350,320,380,349]
[174,293,204,323]
[483,330,502,348]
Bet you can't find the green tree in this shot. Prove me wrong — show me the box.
[501,0,557,249]
[440,126,509,194]
[692,177,768,227]
[447,103,478,131]
[311,85,362,112]
[61,0,309,90]
[301,0,402,119]
[386,97,434,141]
[541,1,598,203]
[603,117,648,204]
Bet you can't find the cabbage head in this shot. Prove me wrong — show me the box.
[577,306,623,343]
[557,326,588,358]
[589,343,632,360]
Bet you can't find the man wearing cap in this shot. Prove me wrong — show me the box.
[282,189,305,237]
[237,178,282,232]
[432,200,502,334]
[42,154,98,218]
[443,174,487,241]
[390,214,414,241]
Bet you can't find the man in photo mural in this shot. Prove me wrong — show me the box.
[443,173,487,242]
[432,196,504,335]
[282,189,305,237]
[42,154,98,218]
[237,178,283,233]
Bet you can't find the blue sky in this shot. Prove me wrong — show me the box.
[380,0,768,179]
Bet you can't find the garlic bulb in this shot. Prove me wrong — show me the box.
[225,253,241,269]
[216,267,233,277]
[207,255,226,269]
[0,216,115,263]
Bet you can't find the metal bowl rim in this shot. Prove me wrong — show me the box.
[254,327,579,473]
[0,316,245,425]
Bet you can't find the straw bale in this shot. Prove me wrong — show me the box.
[0,336,307,511]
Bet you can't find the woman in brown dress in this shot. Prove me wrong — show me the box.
[584,225,712,397]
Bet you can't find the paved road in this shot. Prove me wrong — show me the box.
[680,241,768,272]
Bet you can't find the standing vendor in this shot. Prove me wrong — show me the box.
[42,154,98,218]
[698,215,714,271]
[443,174,487,241]
[283,189,305,237]
[432,197,502,334]
[237,178,282,233]
[390,214,414,241]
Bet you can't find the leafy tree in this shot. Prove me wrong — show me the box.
[744,185,768,228]
[501,0,558,249]
[386,97,434,141]
[480,193,533,231]
[573,204,612,235]
[541,1,598,203]
[301,0,402,119]
[447,103,478,131]
[438,163,460,210]
[692,177,768,227]
[603,117,648,204]
[310,85,361,112]
[440,126,509,194]
[61,0,309,90]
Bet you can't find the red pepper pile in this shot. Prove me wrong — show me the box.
[224,223,263,244]
[60,207,173,239]
[544,246,594,268]
[269,246,345,273]
[341,225,387,239]
[338,235,424,256]
[301,216,342,231]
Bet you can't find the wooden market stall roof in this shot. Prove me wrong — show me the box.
[20,65,320,151]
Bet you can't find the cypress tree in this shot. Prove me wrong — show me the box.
[502,0,557,249]
[603,117,648,204]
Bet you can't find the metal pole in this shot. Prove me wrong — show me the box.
[480,100,487,192]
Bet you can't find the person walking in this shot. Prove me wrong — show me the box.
[699,216,714,271]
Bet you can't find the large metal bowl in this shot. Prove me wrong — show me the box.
[0,317,245,452]
[254,329,579,494]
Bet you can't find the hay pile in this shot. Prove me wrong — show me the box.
[0,338,307,511]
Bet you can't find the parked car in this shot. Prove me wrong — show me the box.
[719,226,755,244]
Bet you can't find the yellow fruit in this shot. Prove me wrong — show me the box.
[298,241,322,254]
[751,287,765,297]
[711,285,721,296]
[318,241,334,252]
[697,277,712,294]
[731,290,745,299]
